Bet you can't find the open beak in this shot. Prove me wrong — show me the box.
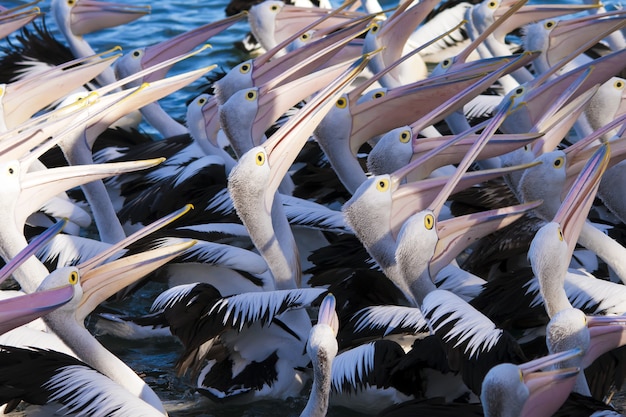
[584,315,626,368]
[1,48,121,129]
[317,293,339,336]
[554,143,610,257]
[68,0,150,36]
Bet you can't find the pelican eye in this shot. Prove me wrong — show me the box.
[399,130,411,143]
[239,62,251,74]
[523,144,530,151]
[197,97,207,105]
[553,156,564,168]
[424,214,434,230]
[67,0,75,5]
[558,227,564,241]
[300,32,311,41]
[376,178,389,191]
[336,97,347,108]
[245,90,257,101]
[615,79,625,89]
[518,369,524,383]
[132,50,141,58]
[270,4,280,12]
[369,22,380,33]
[544,20,555,30]
[488,0,497,8]
[7,167,14,175]
[373,91,385,99]
[255,151,265,166]
[69,271,78,285]
[441,58,452,68]
[514,87,525,96]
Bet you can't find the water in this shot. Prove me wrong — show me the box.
[2,0,626,415]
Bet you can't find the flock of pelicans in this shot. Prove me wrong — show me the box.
[0,0,624,415]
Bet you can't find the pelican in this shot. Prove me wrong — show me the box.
[314,52,536,194]
[300,293,339,417]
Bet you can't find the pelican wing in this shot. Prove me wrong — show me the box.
[352,305,428,337]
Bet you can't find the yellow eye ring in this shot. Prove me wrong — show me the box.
[239,62,252,74]
[424,213,434,230]
[614,79,625,89]
[399,130,411,143]
[197,97,207,106]
[69,271,79,285]
[518,369,524,383]
[376,178,389,191]
[544,20,555,30]
[245,90,257,101]
[300,32,311,41]
[270,4,280,12]
[487,0,498,9]
[255,151,265,166]
[67,0,75,5]
[373,91,385,99]
[369,22,380,34]
[336,97,347,109]
[558,227,564,241]
[441,58,452,69]
[513,86,525,97]
[553,156,564,168]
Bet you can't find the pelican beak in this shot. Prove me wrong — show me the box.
[388,161,541,240]
[77,240,196,322]
[16,158,165,228]
[250,58,364,146]
[0,284,74,335]
[520,367,580,417]
[554,143,610,257]
[584,315,626,368]
[1,49,121,129]
[517,348,583,417]
[490,0,601,43]
[540,10,626,70]
[0,5,40,40]
[125,12,246,83]
[261,55,371,207]
[250,1,362,51]
[370,0,439,63]
[81,65,215,148]
[318,293,339,336]
[347,53,535,156]
[68,0,150,36]
[75,204,194,320]
[564,113,626,184]
[505,47,626,133]
[428,96,515,218]
[410,132,541,181]
[197,95,222,149]
[0,219,67,285]
[430,201,541,276]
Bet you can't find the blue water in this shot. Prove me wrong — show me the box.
[2,0,625,415]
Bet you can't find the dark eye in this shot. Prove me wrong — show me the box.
[132,50,141,57]
[336,97,347,108]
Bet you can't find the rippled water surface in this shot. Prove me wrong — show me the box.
[2,0,626,415]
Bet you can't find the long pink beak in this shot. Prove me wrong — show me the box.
[68,0,150,36]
